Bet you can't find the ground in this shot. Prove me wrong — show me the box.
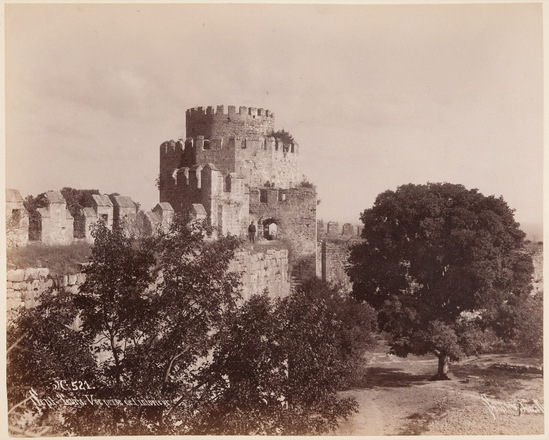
[332,338,544,436]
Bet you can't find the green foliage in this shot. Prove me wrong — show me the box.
[7,242,92,275]
[268,129,295,144]
[492,291,543,356]
[7,288,97,436]
[347,183,534,377]
[8,218,373,435]
[298,175,316,190]
[23,193,48,241]
[194,280,375,434]
[60,187,100,219]
[8,215,243,435]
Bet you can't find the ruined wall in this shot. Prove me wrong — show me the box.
[138,203,175,237]
[249,187,316,259]
[316,221,364,291]
[6,189,29,248]
[161,163,250,236]
[316,239,361,293]
[230,249,290,301]
[34,192,74,246]
[6,268,85,321]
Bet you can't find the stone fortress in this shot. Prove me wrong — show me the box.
[5,104,544,312]
[158,105,316,260]
[6,104,318,309]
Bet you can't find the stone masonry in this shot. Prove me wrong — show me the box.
[32,191,74,245]
[317,220,364,292]
[6,189,29,248]
[159,105,316,268]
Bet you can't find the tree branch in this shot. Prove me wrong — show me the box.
[7,333,27,356]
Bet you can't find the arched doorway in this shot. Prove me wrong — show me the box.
[262,218,278,240]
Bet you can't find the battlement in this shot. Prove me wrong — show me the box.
[186,104,275,139]
[159,136,297,154]
[187,105,274,119]
[172,163,246,198]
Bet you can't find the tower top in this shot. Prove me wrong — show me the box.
[186,105,275,139]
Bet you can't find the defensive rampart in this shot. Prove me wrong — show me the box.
[7,248,291,320]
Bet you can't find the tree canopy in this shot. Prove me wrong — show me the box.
[347,183,534,379]
[8,215,374,435]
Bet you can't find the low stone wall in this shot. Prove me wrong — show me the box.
[6,268,85,321]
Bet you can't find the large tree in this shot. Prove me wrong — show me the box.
[347,183,534,379]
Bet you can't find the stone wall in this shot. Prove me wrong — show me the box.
[33,191,74,245]
[159,135,299,196]
[7,248,290,320]
[316,237,363,292]
[234,137,299,189]
[230,248,290,301]
[160,163,250,237]
[6,267,85,321]
[186,105,275,139]
[6,189,29,248]
[249,187,317,259]
[316,220,364,290]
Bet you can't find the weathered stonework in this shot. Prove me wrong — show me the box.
[317,221,364,292]
[327,221,340,235]
[32,191,74,245]
[186,105,275,139]
[161,162,250,236]
[138,202,175,237]
[109,195,138,230]
[7,247,291,320]
[159,105,316,266]
[229,249,290,301]
[6,267,77,321]
[75,194,114,242]
[6,189,29,248]
[249,187,317,259]
[8,190,176,245]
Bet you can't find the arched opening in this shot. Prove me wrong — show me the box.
[262,218,278,240]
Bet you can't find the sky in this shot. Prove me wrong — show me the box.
[4,3,544,240]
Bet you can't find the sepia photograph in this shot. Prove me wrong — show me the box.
[4,2,544,437]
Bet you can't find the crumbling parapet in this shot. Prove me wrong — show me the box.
[32,191,74,245]
[6,189,29,248]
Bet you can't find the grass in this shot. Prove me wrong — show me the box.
[7,241,92,276]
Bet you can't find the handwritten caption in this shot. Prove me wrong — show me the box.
[481,394,544,420]
[29,381,171,412]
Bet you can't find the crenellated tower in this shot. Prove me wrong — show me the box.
[186,105,275,139]
[159,105,316,261]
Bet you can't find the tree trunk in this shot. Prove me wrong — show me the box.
[430,353,451,381]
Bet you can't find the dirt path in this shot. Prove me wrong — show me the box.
[331,343,544,436]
